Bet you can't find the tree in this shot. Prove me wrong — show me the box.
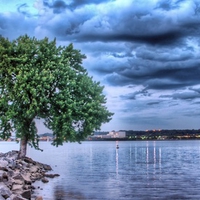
[0,35,113,158]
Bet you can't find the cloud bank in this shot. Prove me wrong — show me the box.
[1,0,200,131]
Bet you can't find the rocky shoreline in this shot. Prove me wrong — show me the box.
[0,150,59,200]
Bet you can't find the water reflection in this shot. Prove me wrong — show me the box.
[159,147,162,176]
[146,141,149,181]
[142,141,162,185]
[116,148,118,177]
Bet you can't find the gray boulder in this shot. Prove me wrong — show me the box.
[0,182,12,199]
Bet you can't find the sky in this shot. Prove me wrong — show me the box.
[0,0,200,132]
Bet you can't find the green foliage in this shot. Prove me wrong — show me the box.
[0,35,113,149]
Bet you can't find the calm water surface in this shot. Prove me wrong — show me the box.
[1,140,200,200]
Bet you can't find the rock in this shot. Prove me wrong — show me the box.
[35,196,43,200]
[23,157,36,165]
[21,173,32,184]
[0,166,7,171]
[21,190,31,199]
[7,168,15,177]
[29,166,39,173]
[8,194,27,200]
[42,164,52,171]
[0,160,9,168]
[0,195,5,200]
[12,184,23,191]
[8,160,17,170]
[9,151,19,160]
[44,173,60,178]
[3,174,9,182]
[31,172,43,181]
[41,178,49,183]
[0,171,8,182]
[13,179,24,185]
[18,161,28,168]
[4,178,13,189]
[0,182,12,199]
[13,173,24,180]
[0,151,18,160]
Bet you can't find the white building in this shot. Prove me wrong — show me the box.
[108,131,126,138]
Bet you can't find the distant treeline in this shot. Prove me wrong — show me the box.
[39,129,200,141]
[123,129,200,140]
[90,129,200,141]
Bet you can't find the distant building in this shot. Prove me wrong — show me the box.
[39,136,53,141]
[88,130,126,140]
[108,131,126,138]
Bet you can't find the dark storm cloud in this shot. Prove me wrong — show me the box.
[160,90,200,100]
[120,89,151,100]
[145,80,188,90]
[35,0,200,49]
[62,2,200,46]
[69,0,114,9]
[78,19,200,46]
[77,31,183,45]
[136,49,194,62]
[104,56,200,90]
[43,0,113,12]
[173,92,200,100]
[189,87,200,93]
[43,0,67,13]
[145,66,200,90]
[147,102,160,105]
[71,13,184,45]
[155,0,187,11]
[104,73,133,86]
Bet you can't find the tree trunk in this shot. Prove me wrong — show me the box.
[18,136,28,158]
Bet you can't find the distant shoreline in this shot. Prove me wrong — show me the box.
[85,137,200,141]
[1,138,200,143]
[2,129,200,142]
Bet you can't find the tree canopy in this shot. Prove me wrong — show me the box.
[0,35,113,157]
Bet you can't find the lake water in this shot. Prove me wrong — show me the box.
[1,140,200,200]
